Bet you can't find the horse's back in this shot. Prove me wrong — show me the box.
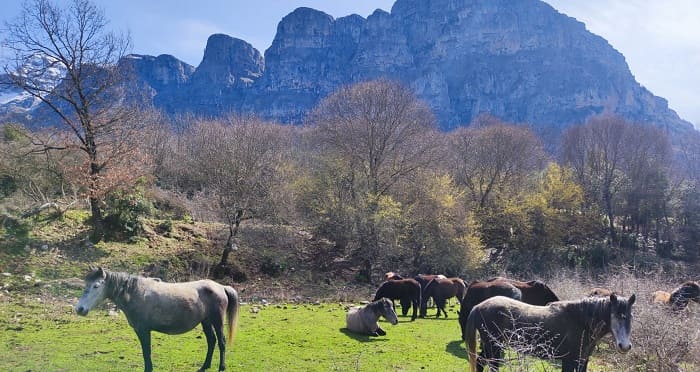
[375,279,420,300]
[472,296,557,330]
[346,306,370,334]
[124,279,228,335]
[652,290,671,304]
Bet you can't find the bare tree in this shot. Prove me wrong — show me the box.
[619,125,671,236]
[176,114,291,270]
[561,115,630,242]
[3,0,133,240]
[449,120,546,209]
[307,79,441,282]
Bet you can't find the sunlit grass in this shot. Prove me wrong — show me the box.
[0,296,625,371]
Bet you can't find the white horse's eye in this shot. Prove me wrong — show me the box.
[93,283,100,289]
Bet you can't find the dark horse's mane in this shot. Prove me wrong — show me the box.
[366,298,385,314]
[87,269,142,302]
[558,296,612,323]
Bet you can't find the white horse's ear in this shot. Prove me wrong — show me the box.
[97,267,106,278]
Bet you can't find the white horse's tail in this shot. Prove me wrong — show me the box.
[224,286,239,346]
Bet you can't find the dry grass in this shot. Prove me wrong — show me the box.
[545,268,700,372]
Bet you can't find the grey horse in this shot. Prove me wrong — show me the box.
[75,267,239,372]
[346,297,399,336]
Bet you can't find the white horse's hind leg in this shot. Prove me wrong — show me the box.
[213,317,227,371]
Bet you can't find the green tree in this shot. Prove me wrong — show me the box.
[307,79,441,282]
[402,172,483,276]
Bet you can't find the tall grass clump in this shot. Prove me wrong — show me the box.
[547,268,700,371]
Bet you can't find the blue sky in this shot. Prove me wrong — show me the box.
[2,0,698,127]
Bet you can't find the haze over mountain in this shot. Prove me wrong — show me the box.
[1,0,694,134]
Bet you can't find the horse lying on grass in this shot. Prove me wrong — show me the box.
[650,281,700,311]
[466,293,636,372]
[76,267,239,372]
[345,297,399,336]
[669,281,700,311]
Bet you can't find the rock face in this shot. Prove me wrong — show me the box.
[118,54,195,113]
[2,0,694,134]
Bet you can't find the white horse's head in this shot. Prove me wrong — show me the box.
[75,266,108,316]
[379,297,399,325]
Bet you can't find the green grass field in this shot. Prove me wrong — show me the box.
[1,294,614,372]
[2,215,692,371]
[1,297,472,371]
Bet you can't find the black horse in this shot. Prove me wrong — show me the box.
[466,294,636,372]
[669,281,700,311]
[373,279,422,321]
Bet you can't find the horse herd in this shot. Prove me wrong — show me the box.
[74,267,700,372]
[355,272,700,371]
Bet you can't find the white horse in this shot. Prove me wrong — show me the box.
[76,267,239,372]
[346,297,398,336]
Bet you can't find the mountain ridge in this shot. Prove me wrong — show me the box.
[1,0,694,134]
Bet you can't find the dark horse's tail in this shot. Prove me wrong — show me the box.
[465,308,480,372]
[224,286,240,346]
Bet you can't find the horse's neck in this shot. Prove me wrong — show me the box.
[105,271,141,310]
[567,299,611,337]
[367,302,383,318]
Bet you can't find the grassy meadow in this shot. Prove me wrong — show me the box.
[1,215,699,371]
[0,295,466,371]
[1,295,591,372]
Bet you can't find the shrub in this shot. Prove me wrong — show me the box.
[260,255,286,277]
[103,189,153,240]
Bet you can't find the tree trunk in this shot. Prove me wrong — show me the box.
[604,192,616,244]
[219,210,243,266]
[89,195,104,242]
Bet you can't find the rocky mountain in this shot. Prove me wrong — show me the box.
[0,54,66,119]
[1,0,694,134]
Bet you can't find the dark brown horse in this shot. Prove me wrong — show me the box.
[466,294,636,372]
[669,281,700,311]
[487,277,560,305]
[420,277,467,318]
[373,279,422,321]
[459,278,560,340]
[384,273,445,315]
[76,267,239,372]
